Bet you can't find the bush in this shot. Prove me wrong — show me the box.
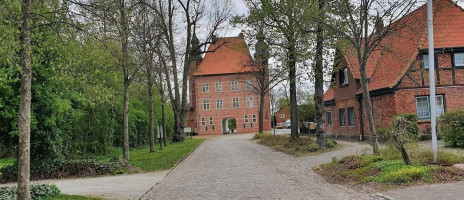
[305,144,320,152]
[253,132,271,140]
[439,110,464,147]
[326,139,337,149]
[0,159,125,183]
[0,184,61,200]
[394,114,419,140]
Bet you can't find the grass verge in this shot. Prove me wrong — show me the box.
[252,133,338,157]
[42,194,104,200]
[315,146,464,190]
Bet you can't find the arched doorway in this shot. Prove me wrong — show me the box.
[222,118,236,134]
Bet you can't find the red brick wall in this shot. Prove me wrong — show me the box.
[190,73,271,135]
[275,107,290,124]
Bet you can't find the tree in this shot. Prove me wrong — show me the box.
[244,0,315,141]
[326,0,417,154]
[18,0,33,198]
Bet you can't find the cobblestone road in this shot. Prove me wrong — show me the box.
[142,134,382,200]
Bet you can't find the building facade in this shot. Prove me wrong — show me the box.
[324,0,464,140]
[275,106,290,125]
[187,34,271,135]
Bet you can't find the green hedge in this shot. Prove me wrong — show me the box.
[440,110,464,147]
[0,159,124,183]
[0,184,60,200]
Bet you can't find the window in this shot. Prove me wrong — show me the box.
[245,80,253,90]
[201,118,205,126]
[203,99,210,110]
[416,95,445,119]
[209,117,213,125]
[327,111,332,126]
[339,109,346,127]
[233,98,240,108]
[454,53,464,67]
[348,107,355,126]
[215,82,222,92]
[252,115,257,123]
[280,114,285,118]
[339,68,348,86]
[202,83,209,93]
[422,54,429,69]
[247,97,254,107]
[244,115,249,123]
[231,81,239,91]
[216,99,223,109]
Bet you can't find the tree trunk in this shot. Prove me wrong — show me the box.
[288,43,299,142]
[147,71,155,152]
[18,0,32,199]
[258,92,265,133]
[162,103,167,146]
[400,145,412,165]
[359,62,379,155]
[123,82,130,161]
[120,0,130,162]
[314,0,327,149]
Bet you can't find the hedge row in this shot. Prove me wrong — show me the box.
[0,184,60,200]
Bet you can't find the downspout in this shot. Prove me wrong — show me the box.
[357,96,364,141]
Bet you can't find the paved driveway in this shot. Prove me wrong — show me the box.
[142,134,378,200]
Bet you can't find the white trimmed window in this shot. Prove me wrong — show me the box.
[454,53,464,67]
[209,117,213,125]
[244,115,249,123]
[201,118,205,126]
[202,83,209,93]
[340,68,348,85]
[247,97,254,107]
[216,99,223,109]
[245,80,253,90]
[233,98,240,108]
[339,108,346,127]
[327,111,332,126]
[231,81,239,91]
[280,114,285,118]
[252,115,257,123]
[203,99,210,110]
[348,107,355,126]
[422,54,429,69]
[415,95,445,119]
[215,82,222,92]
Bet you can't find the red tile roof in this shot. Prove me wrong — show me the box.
[323,88,335,101]
[340,0,464,94]
[192,36,256,76]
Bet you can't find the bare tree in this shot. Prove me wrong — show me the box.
[326,0,418,154]
[17,0,33,199]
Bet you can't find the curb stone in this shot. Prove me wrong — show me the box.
[375,193,395,200]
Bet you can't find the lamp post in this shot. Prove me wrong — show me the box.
[427,0,438,163]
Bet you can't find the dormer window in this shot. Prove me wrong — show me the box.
[422,54,429,69]
[339,68,348,86]
[454,53,464,67]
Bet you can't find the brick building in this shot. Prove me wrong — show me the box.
[324,0,464,140]
[187,34,271,135]
[275,105,290,125]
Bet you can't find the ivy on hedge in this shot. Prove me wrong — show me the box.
[440,110,464,147]
[0,184,60,200]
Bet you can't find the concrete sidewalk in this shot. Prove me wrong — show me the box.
[381,181,464,200]
[0,171,169,200]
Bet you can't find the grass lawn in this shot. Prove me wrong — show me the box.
[252,133,339,157]
[0,157,16,169]
[315,145,464,190]
[97,138,205,172]
[43,194,104,200]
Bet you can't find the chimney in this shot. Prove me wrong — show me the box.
[239,32,244,39]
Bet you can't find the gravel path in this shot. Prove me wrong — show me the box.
[142,134,381,200]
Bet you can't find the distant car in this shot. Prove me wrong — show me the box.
[285,119,291,128]
[276,122,285,129]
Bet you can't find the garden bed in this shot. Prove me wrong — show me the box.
[252,133,339,157]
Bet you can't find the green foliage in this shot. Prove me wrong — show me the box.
[305,143,320,152]
[42,194,103,200]
[0,157,15,169]
[253,132,272,140]
[326,139,337,149]
[297,102,315,123]
[394,114,419,140]
[228,118,237,130]
[439,110,464,147]
[0,184,61,200]
[362,160,431,184]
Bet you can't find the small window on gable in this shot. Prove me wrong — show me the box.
[454,53,464,67]
[280,114,285,118]
[339,68,348,86]
[422,54,429,69]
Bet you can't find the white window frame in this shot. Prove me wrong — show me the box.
[327,111,332,126]
[454,53,464,67]
[209,117,213,125]
[280,114,285,118]
[244,115,249,123]
[202,83,209,93]
[340,68,348,85]
[233,97,240,108]
[415,95,445,119]
[245,80,253,90]
[203,99,210,110]
[252,115,257,123]
[339,109,346,127]
[201,117,205,126]
[348,107,355,126]
[216,99,223,109]
[215,82,223,92]
[422,54,429,69]
[231,81,239,91]
[247,97,254,107]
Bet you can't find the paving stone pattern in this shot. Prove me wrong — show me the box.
[142,134,384,200]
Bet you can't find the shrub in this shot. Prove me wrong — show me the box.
[326,139,337,149]
[0,159,124,183]
[0,184,60,200]
[364,160,430,184]
[394,114,419,140]
[253,132,271,140]
[305,143,320,152]
[439,110,464,147]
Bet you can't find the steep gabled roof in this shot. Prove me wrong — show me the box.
[323,88,335,102]
[192,36,256,76]
[339,0,464,94]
